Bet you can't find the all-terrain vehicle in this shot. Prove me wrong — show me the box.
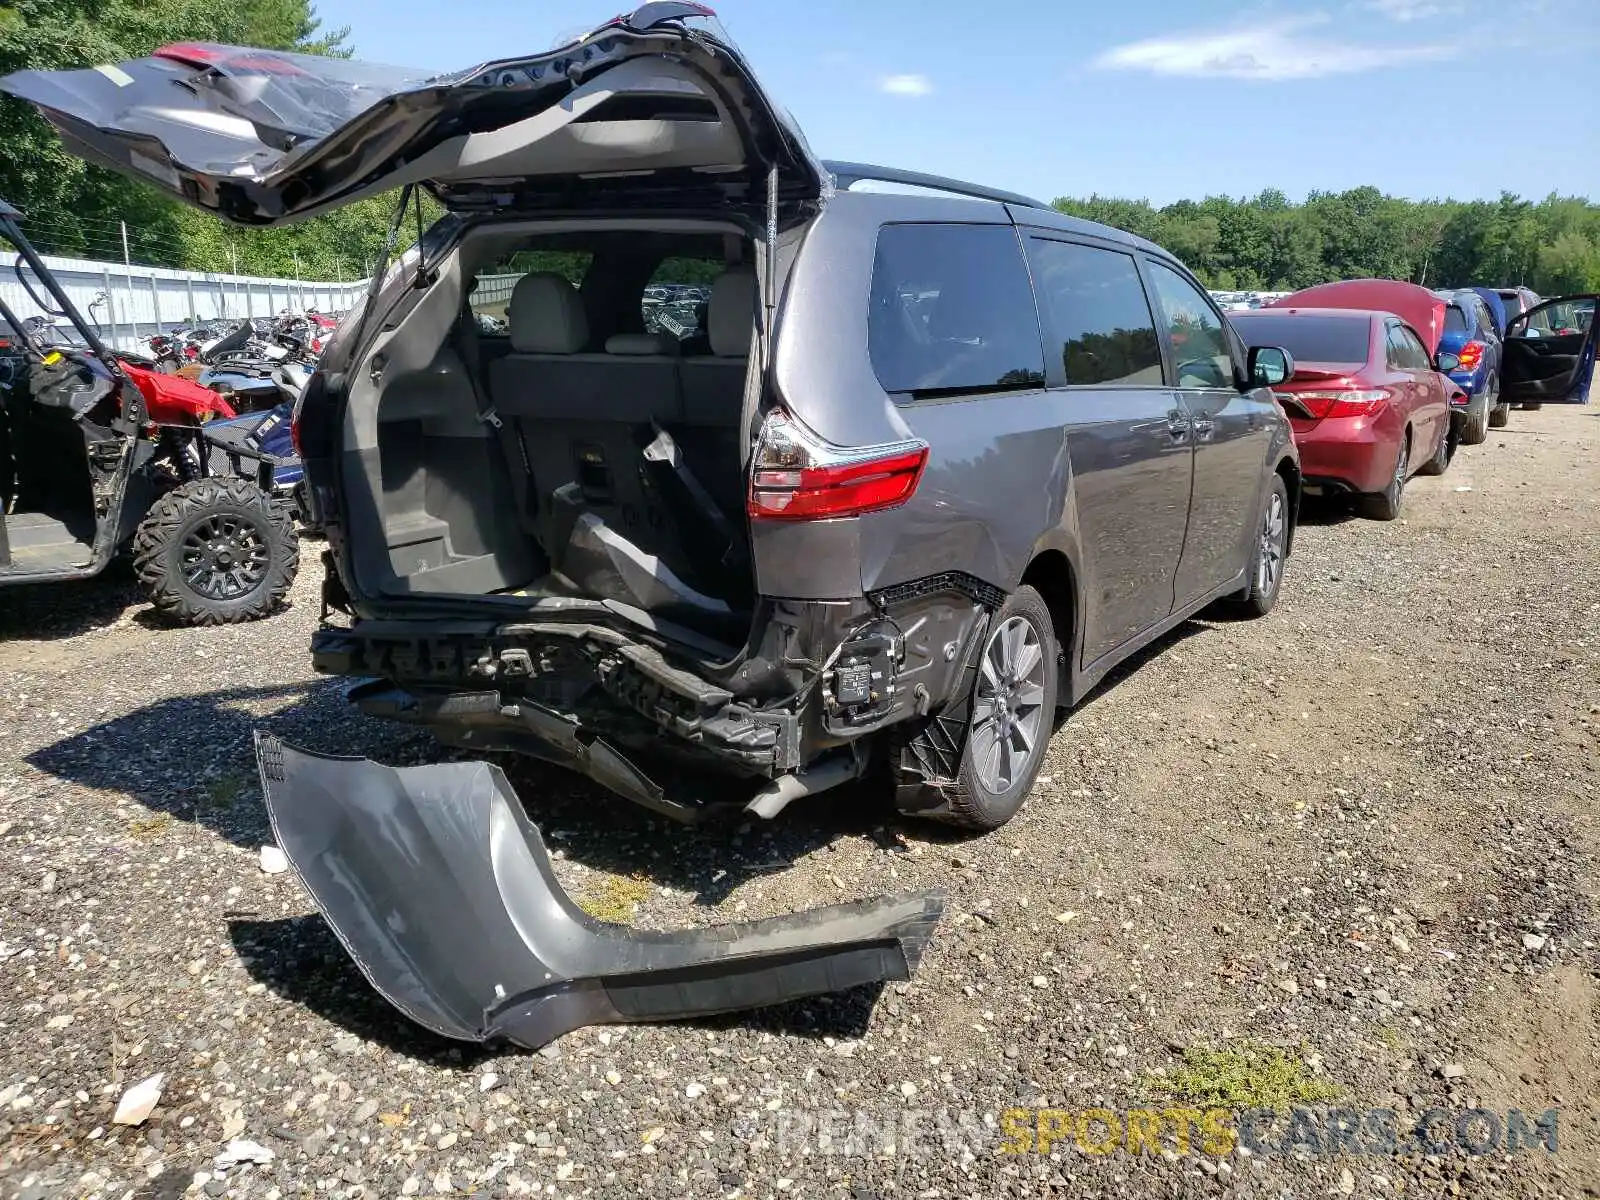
[0,201,299,624]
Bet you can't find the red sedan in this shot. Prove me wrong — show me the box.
[1231,301,1456,521]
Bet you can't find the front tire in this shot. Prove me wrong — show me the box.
[1358,432,1409,521]
[133,477,299,626]
[894,585,1059,832]
[1417,419,1452,476]
[1522,399,1543,411]
[1229,474,1291,617]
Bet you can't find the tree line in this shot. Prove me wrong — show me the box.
[1051,188,1600,295]
[2,1,1597,295]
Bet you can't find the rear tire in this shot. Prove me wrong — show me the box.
[133,477,299,626]
[893,585,1059,832]
[1522,400,1543,411]
[1358,432,1409,521]
[1459,390,1490,446]
[1488,400,1510,429]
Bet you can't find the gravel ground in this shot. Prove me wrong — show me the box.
[2,403,1598,1200]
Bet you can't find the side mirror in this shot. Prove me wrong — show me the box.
[1434,351,1461,372]
[1247,345,1295,387]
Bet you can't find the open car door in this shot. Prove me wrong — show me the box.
[0,3,824,226]
[1502,295,1598,407]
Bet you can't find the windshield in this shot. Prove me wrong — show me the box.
[1496,290,1525,318]
[1228,313,1370,365]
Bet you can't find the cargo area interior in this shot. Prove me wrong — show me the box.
[346,225,760,641]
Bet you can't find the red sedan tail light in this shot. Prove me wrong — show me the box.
[1275,388,1392,419]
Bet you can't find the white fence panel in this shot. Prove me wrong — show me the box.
[0,252,369,351]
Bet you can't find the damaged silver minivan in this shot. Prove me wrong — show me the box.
[6,3,1302,832]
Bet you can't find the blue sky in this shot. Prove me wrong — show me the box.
[315,0,1596,207]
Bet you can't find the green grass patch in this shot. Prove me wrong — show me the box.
[127,813,174,840]
[575,874,653,925]
[1148,1042,1339,1110]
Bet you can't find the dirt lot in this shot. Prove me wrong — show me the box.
[2,404,1598,1200]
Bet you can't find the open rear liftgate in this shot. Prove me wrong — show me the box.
[255,735,945,1048]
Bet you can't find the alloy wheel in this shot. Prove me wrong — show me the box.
[180,514,271,601]
[1257,490,1287,598]
[970,616,1048,794]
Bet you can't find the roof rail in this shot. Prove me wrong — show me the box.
[822,161,1051,212]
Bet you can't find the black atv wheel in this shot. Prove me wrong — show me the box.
[132,477,298,625]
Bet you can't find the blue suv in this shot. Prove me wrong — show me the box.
[1433,289,1507,442]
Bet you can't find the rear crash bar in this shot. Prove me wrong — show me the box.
[254,735,945,1049]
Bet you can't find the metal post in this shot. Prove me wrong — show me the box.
[148,271,161,337]
[120,221,140,341]
[294,251,303,311]
[185,276,197,325]
[102,268,118,348]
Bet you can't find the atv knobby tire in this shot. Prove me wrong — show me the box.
[133,477,298,625]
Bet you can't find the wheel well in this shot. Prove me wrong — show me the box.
[1275,456,1301,554]
[1020,551,1076,666]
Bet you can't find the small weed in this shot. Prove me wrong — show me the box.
[127,813,174,840]
[575,874,654,925]
[1148,1041,1339,1110]
[1375,1026,1404,1051]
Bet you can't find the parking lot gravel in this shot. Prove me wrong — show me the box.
[2,403,1598,1200]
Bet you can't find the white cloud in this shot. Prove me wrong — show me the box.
[879,74,933,97]
[1362,0,1463,20]
[1093,15,1460,80]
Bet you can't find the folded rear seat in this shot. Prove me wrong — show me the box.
[487,274,690,579]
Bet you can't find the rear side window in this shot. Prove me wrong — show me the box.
[868,224,1045,395]
[1026,239,1163,386]
[1228,313,1370,365]
[1444,304,1468,335]
[1146,262,1235,389]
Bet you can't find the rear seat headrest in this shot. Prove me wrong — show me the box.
[605,332,681,357]
[508,272,588,354]
[708,268,758,358]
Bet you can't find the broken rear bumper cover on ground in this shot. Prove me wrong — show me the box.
[254,734,945,1049]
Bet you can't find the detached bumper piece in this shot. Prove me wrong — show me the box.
[253,735,945,1049]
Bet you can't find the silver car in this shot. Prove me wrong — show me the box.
[4,6,1303,834]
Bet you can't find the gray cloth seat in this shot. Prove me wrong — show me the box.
[679,267,755,426]
[674,267,755,519]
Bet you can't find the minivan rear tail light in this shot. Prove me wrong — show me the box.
[1455,341,1485,371]
[1274,388,1392,419]
[748,409,928,520]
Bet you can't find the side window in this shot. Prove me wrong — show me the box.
[468,250,592,335]
[868,224,1046,395]
[644,256,720,342]
[1384,324,1409,369]
[1147,262,1234,389]
[1401,328,1432,369]
[1026,239,1164,386]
